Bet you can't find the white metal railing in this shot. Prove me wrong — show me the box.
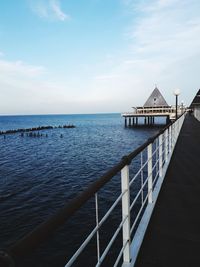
[64,112,186,267]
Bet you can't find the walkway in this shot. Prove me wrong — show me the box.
[135,114,200,267]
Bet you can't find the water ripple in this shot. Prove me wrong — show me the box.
[0,114,163,266]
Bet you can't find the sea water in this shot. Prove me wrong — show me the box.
[0,114,163,266]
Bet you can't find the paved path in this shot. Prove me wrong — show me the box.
[135,114,200,267]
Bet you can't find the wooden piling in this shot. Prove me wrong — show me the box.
[129,117,131,127]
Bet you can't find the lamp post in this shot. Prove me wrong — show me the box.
[174,89,180,119]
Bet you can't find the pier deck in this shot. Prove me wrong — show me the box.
[135,114,200,267]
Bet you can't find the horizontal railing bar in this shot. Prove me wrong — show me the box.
[155,158,160,166]
[152,159,159,173]
[151,146,160,157]
[130,151,159,187]
[130,178,149,211]
[130,194,149,234]
[65,190,126,266]
[129,163,147,186]
[145,161,160,185]
[65,223,100,267]
[130,139,162,186]
[130,142,165,188]
[7,159,127,261]
[96,215,128,267]
[130,164,163,235]
[113,240,129,267]
[153,171,160,186]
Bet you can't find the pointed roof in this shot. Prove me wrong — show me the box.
[143,87,169,107]
[190,89,200,108]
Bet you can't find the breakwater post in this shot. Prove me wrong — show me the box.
[0,125,76,136]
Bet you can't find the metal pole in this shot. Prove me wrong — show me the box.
[159,134,163,178]
[141,152,144,204]
[95,193,100,262]
[176,95,178,119]
[169,126,172,155]
[165,129,168,164]
[147,144,153,203]
[121,165,131,263]
[172,123,175,149]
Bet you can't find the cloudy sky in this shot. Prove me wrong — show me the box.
[0,0,199,115]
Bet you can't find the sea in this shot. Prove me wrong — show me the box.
[0,114,164,267]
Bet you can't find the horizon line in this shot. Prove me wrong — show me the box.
[0,112,122,117]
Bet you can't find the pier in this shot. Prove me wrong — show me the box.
[134,112,200,267]
[1,90,200,267]
[122,87,184,127]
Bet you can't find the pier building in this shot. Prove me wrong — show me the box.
[190,89,200,121]
[122,87,183,127]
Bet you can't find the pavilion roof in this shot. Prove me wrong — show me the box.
[143,87,169,107]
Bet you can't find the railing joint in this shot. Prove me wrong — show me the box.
[147,137,154,144]
[121,156,132,165]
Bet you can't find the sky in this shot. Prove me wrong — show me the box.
[0,0,200,115]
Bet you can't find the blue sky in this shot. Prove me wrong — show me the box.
[0,0,200,114]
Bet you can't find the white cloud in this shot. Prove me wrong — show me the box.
[135,0,179,12]
[94,74,120,81]
[30,0,70,21]
[50,0,68,21]
[90,0,200,110]
[130,0,200,60]
[0,59,45,77]
[0,56,86,115]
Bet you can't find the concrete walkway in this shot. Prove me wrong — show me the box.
[135,114,200,267]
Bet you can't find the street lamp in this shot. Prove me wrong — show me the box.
[174,89,180,119]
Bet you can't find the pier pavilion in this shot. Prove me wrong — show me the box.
[122,87,183,127]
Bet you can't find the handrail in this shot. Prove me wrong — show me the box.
[0,112,186,267]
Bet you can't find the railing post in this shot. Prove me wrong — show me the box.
[95,193,100,263]
[175,120,178,141]
[173,122,176,148]
[169,126,172,155]
[177,119,180,134]
[165,129,168,164]
[121,165,131,263]
[171,123,175,150]
[177,119,179,138]
[141,152,144,204]
[147,143,153,203]
[159,134,163,178]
